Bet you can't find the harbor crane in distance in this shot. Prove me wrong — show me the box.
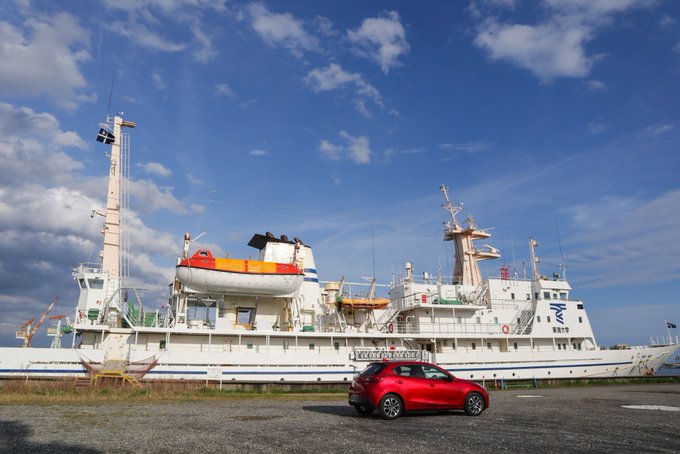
[15,295,59,348]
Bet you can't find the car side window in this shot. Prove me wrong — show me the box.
[422,365,449,380]
[392,365,425,378]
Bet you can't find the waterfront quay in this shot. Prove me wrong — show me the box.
[0,383,678,453]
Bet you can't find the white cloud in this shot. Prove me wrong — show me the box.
[319,131,372,164]
[586,80,606,91]
[102,0,226,62]
[215,83,236,97]
[304,63,382,117]
[248,3,319,58]
[586,120,606,135]
[106,21,187,52]
[152,72,166,90]
[641,124,674,138]
[660,14,676,28]
[129,179,188,214]
[348,11,410,74]
[472,0,652,81]
[330,175,342,187]
[439,142,489,153]
[314,16,337,37]
[139,162,172,177]
[249,149,267,156]
[0,13,94,109]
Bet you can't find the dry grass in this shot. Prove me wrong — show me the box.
[0,379,346,405]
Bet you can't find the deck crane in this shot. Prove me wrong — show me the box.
[15,295,59,348]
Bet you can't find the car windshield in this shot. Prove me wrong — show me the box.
[359,363,387,376]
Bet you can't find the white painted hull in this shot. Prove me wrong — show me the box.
[1,338,675,383]
[176,266,303,296]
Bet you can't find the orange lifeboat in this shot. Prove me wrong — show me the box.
[176,250,304,296]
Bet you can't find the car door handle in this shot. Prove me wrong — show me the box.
[396,379,404,384]
[429,383,436,387]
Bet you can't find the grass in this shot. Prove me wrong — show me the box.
[0,379,347,405]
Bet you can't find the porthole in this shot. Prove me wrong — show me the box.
[548,371,551,375]
[512,373,516,377]
[317,377,321,381]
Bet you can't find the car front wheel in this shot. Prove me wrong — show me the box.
[353,404,373,416]
[379,393,403,420]
[464,392,485,416]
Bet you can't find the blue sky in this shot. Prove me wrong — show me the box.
[0,0,679,349]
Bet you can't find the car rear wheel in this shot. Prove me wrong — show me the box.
[379,393,403,420]
[464,392,485,416]
[353,404,373,416]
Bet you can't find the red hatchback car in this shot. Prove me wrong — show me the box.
[348,361,489,419]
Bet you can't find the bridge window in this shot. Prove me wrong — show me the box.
[579,316,583,323]
[78,279,86,289]
[543,292,551,299]
[560,292,567,300]
[88,278,104,289]
[577,304,584,310]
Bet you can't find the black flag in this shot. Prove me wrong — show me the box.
[96,128,115,144]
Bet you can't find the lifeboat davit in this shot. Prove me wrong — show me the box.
[176,250,304,296]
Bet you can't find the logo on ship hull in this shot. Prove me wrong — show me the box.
[550,303,567,325]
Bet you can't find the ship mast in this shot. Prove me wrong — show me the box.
[440,185,500,286]
[101,115,135,318]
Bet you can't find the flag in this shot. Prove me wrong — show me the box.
[667,322,677,329]
[96,128,115,144]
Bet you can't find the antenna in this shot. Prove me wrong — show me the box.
[371,223,376,279]
[554,220,567,280]
[106,66,117,117]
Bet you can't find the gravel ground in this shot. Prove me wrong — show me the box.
[1,383,679,453]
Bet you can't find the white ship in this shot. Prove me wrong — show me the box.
[1,115,677,384]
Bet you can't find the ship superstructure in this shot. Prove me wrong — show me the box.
[0,117,677,384]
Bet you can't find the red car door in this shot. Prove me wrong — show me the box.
[421,364,464,408]
[391,364,432,410]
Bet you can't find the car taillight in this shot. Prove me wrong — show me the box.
[367,376,384,384]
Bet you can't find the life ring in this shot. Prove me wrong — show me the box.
[388,323,394,333]
[501,324,510,334]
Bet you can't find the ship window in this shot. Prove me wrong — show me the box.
[88,278,104,289]
[471,343,476,350]
[577,304,584,310]
[247,341,253,349]
[334,342,340,351]
[159,340,166,350]
[557,344,561,350]
[560,292,567,300]
[199,251,209,256]
[537,316,541,323]
[309,343,315,350]
[487,342,491,350]
[547,316,551,323]
[579,316,583,323]
[511,293,515,300]
[526,294,530,300]
[543,292,550,299]
[238,308,252,324]
[283,341,289,350]
[475,317,481,324]
[578,343,582,350]
[78,278,86,289]
[494,317,498,324]
[513,342,518,350]
[534,293,539,299]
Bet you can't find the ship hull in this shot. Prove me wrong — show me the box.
[1,336,675,383]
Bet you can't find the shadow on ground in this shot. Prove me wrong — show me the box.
[0,420,101,453]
